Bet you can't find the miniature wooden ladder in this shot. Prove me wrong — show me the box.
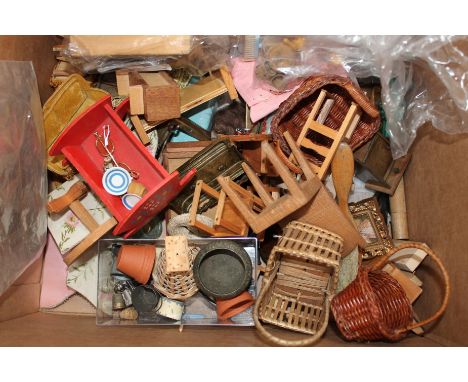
[293,89,361,180]
[217,131,322,234]
[189,180,264,237]
[47,181,117,266]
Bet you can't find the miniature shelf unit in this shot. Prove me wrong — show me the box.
[49,96,196,237]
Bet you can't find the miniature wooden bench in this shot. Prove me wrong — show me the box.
[47,181,117,266]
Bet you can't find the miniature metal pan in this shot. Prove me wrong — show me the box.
[193,240,252,301]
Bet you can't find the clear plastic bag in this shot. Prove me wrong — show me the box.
[62,35,236,76]
[0,61,47,295]
[254,35,468,158]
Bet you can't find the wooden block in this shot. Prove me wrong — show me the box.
[69,201,99,232]
[411,312,425,335]
[390,178,409,239]
[129,85,144,115]
[116,70,130,96]
[130,115,150,145]
[219,65,238,100]
[401,270,423,287]
[140,72,180,122]
[383,263,423,304]
[165,236,190,274]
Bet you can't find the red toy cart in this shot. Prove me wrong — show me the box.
[49,96,196,238]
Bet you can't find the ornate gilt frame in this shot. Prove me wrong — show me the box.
[349,197,394,259]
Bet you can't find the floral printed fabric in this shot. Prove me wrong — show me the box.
[66,251,97,307]
[47,175,112,255]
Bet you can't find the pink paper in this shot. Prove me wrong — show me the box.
[40,233,75,308]
[231,58,298,123]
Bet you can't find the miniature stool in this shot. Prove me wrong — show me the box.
[217,131,322,234]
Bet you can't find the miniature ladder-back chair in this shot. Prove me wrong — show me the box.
[283,89,362,179]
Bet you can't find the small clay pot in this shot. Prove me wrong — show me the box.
[116,244,156,284]
[216,291,254,321]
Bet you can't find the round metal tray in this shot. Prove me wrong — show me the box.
[193,240,252,300]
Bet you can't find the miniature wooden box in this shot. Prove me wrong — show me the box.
[128,71,181,122]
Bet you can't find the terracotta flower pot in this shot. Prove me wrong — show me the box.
[116,244,156,284]
[216,291,254,321]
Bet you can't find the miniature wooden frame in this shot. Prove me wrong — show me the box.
[217,131,322,234]
[348,197,394,259]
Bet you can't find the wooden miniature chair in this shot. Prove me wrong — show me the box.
[217,131,322,234]
[292,89,361,180]
[47,181,117,266]
[189,180,264,237]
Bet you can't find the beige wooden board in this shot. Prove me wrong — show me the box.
[383,263,423,304]
[219,65,238,100]
[116,70,130,96]
[130,115,150,145]
[129,85,144,115]
[180,73,227,113]
[165,236,190,274]
[69,36,192,56]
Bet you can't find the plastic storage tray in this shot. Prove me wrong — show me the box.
[97,237,257,326]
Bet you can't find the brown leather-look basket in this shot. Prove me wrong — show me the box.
[270,74,380,168]
[331,243,450,342]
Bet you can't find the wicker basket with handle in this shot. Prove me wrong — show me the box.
[270,74,380,169]
[254,221,343,346]
[152,246,199,301]
[331,243,450,342]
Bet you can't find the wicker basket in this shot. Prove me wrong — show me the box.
[331,243,450,342]
[152,246,199,301]
[270,74,380,170]
[254,221,343,346]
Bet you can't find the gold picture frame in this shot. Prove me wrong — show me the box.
[349,197,394,259]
